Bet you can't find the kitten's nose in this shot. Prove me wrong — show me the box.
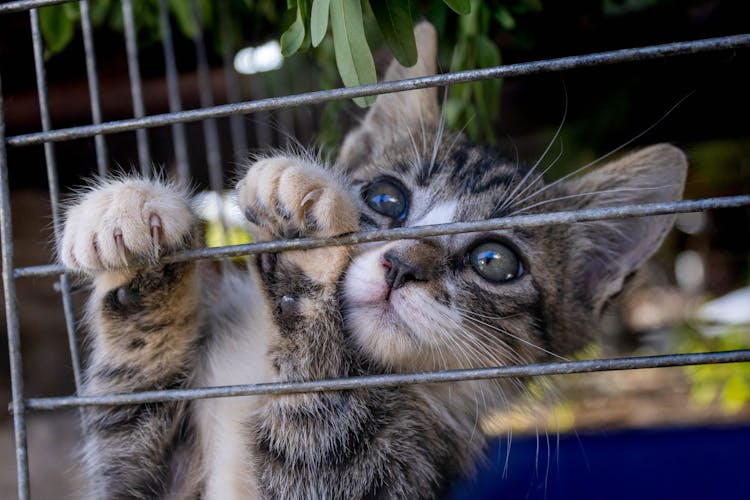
[381,242,441,290]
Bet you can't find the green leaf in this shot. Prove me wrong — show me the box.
[281,3,306,56]
[39,5,75,58]
[310,0,330,47]
[495,7,516,30]
[88,0,112,26]
[476,33,500,69]
[443,0,471,15]
[330,0,376,107]
[169,0,198,39]
[371,0,416,67]
[62,2,81,23]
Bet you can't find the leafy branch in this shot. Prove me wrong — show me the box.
[38,0,545,143]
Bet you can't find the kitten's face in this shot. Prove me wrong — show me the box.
[337,21,686,375]
[342,134,571,372]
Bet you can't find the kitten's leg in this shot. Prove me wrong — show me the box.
[61,178,202,498]
[237,156,359,381]
[238,158,470,499]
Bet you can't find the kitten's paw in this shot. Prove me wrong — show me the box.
[237,156,358,240]
[61,179,194,274]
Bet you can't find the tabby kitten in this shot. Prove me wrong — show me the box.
[60,22,686,500]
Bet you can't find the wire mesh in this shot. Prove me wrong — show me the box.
[5,33,750,147]
[1,2,749,499]
[78,0,108,176]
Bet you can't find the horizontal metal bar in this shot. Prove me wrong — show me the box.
[6,34,750,147]
[20,349,750,411]
[12,194,750,279]
[0,0,70,14]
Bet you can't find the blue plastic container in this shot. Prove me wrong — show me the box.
[450,425,750,499]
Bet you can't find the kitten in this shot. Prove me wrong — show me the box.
[60,22,686,500]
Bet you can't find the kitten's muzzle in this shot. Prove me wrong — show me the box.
[382,241,441,293]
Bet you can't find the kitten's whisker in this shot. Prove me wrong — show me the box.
[460,312,568,362]
[500,138,564,215]
[429,88,450,177]
[496,96,568,215]
[507,185,670,216]
[452,306,524,323]
[440,120,473,167]
[395,106,424,172]
[437,309,519,375]
[508,94,691,211]
[455,311,551,372]
[435,310,494,370]
[456,321,523,366]
[453,313,528,367]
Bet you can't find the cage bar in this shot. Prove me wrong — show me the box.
[79,0,108,176]
[0,5,748,497]
[219,0,249,161]
[29,9,83,391]
[19,349,750,411]
[191,0,223,193]
[5,34,750,148]
[10,194,750,280]
[156,0,190,184]
[0,73,31,500]
[121,0,151,176]
[0,0,70,14]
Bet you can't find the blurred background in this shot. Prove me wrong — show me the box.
[1,0,749,498]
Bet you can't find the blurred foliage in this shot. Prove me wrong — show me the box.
[205,221,252,248]
[37,0,542,144]
[39,0,278,58]
[37,0,706,146]
[686,140,750,195]
[679,324,750,414]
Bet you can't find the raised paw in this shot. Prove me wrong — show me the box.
[60,179,195,274]
[236,156,359,241]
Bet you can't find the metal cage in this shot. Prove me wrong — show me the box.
[1,1,750,498]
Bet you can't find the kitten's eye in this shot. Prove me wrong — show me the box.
[363,178,409,220]
[467,241,522,283]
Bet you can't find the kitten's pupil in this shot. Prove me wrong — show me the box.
[468,241,521,283]
[363,178,408,220]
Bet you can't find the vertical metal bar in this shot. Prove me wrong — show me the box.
[218,0,248,161]
[30,9,83,392]
[191,0,228,247]
[191,0,223,193]
[0,72,30,500]
[250,77,272,149]
[121,0,151,176]
[79,0,108,176]
[157,0,190,185]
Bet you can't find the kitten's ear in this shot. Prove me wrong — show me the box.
[565,144,687,313]
[336,21,439,168]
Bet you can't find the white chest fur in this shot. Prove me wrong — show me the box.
[195,272,276,500]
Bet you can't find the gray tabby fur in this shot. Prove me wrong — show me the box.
[59,22,686,500]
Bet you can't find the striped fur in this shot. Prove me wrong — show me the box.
[60,22,686,499]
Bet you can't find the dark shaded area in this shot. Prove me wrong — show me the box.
[0,1,747,189]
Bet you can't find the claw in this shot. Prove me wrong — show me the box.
[150,214,163,253]
[113,227,127,266]
[301,188,323,210]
